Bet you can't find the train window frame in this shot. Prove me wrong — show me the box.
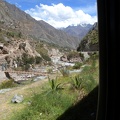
[96,0,119,120]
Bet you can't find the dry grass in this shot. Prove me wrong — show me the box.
[0,77,49,120]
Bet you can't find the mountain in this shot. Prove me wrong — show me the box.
[61,24,93,40]
[0,0,80,49]
[77,22,99,51]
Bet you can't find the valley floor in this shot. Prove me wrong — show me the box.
[0,52,97,120]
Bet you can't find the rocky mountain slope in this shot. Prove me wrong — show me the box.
[77,22,99,51]
[0,0,98,75]
[0,0,80,49]
[62,24,93,40]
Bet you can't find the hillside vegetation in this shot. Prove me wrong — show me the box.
[0,53,99,120]
[77,22,99,51]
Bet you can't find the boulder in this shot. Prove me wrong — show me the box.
[11,94,24,103]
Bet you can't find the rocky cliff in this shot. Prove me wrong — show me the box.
[77,22,99,51]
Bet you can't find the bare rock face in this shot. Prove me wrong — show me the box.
[0,38,42,70]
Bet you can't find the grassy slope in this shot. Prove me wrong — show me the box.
[0,55,99,120]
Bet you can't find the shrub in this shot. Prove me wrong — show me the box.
[0,79,17,89]
[79,52,84,61]
[73,62,82,69]
[22,53,35,64]
[6,31,14,37]
[22,64,30,71]
[35,56,42,64]
[67,51,80,61]
[41,53,51,61]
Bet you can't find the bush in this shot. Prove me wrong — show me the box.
[79,52,84,61]
[67,51,80,61]
[22,64,30,71]
[73,62,82,69]
[0,79,17,89]
[6,31,22,38]
[41,53,51,61]
[22,53,35,64]
[35,56,42,64]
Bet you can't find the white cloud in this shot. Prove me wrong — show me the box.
[25,3,97,28]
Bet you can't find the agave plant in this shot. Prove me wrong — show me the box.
[59,67,69,77]
[48,76,63,91]
[71,75,84,90]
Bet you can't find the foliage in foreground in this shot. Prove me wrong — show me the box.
[9,56,99,120]
[48,76,63,91]
[10,90,76,120]
[0,79,18,89]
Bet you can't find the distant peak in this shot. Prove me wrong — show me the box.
[80,23,89,27]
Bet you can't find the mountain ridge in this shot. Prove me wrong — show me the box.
[0,0,80,49]
[61,24,93,40]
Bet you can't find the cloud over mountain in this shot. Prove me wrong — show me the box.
[25,3,97,28]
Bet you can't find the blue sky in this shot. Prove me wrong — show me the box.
[5,0,97,28]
